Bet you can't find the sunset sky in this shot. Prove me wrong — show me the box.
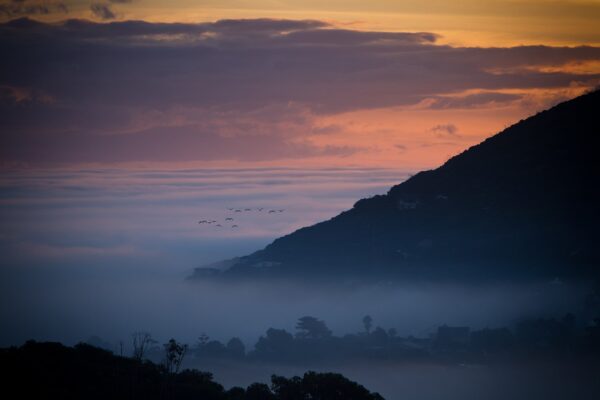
[1,0,600,266]
[1,0,600,171]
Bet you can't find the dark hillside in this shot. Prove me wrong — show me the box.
[197,90,600,281]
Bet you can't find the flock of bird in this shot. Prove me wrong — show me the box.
[198,207,285,229]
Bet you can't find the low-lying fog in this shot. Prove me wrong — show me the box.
[0,165,409,347]
[0,263,590,348]
[1,167,598,399]
[2,264,597,400]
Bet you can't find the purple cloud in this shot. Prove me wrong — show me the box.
[0,0,67,18]
[431,124,458,137]
[90,3,116,21]
[0,18,599,165]
[425,92,523,109]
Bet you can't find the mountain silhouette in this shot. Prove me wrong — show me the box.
[193,90,600,281]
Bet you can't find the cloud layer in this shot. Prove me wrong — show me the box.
[0,166,406,268]
[0,0,68,18]
[1,18,599,165]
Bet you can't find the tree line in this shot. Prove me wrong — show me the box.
[131,313,600,364]
[0,340,384,400]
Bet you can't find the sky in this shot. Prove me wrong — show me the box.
[1,0,600,172]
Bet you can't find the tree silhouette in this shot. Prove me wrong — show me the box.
[1,340,387,399]
[226,337,246,358]
[199,340,226,358]
[198,333,209,346]
[271,372,384,400]
[131,331,155,361]
[295,316,332,339]
[245,382,275,400]
[363,315,373,334]
[163,338,188,374]
[226,386,246,400]
[255,328,294,358]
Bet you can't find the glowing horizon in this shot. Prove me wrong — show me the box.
[3,0,600,47]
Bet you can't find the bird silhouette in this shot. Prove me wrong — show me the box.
[231,225,238,228]
[225,217,233,221]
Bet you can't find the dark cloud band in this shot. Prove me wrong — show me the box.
[1,18,599,164]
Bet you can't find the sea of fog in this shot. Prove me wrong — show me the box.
[1,166,597,399]
[0,166,408,346]
[1,166,589,347]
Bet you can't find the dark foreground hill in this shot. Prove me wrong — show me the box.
[192,90,600,282]
[0,341,383,400]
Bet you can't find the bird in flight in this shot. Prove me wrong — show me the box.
[225,217,233,221]
[231,225,239,228]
